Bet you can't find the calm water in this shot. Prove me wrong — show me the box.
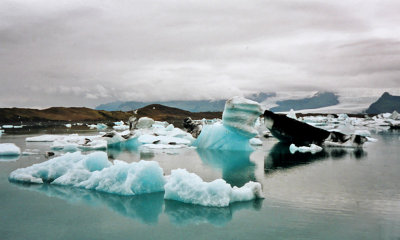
[1,128,399,239]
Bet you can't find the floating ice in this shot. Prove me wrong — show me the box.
[194,97,262,151]
[0,143,21,156]
[22,149,41,155]
[9,152,166,195]
[88,123,108,130]
[2,125,13,129]
[65,124,72,128]
[136,117,155,129]
[289,143,323,154]
[26,135,63,142]
[222,97,263,137]
[249,137,263,146]
[10,152,263,207]
[114,121,124,126]
[286,109,297,120]
[164,168,263,207]
[113,125,129,131]
[194,123,254,151]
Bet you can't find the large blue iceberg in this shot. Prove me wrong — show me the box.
[9,151,263,207]
[194,97,262,151]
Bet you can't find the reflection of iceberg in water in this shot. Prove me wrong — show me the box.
[265,142,367,173]
[164,199,262,226]
[107,138,156,161]
[12,183,164,224]
[11,182,262,226]
[197,149,256,187]
[0,155,20,162]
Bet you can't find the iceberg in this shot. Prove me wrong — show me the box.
[0,143,21,156]
[10,151,264,207]
[9,152,166,195]
[194,97,262,151]
[164,168,263,207]
[136,117,155,129]
[264,110,368,147]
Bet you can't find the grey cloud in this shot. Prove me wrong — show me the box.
[0,0,399,107]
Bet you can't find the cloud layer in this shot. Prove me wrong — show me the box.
[1,0,400,107]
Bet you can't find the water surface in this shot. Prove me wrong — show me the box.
[1,129,399,239]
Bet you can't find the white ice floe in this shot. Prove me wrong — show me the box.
[65,124,72,128]
[249,137,263,146]
[136,117,155,129]
[114,121,124,126]
[26,135,63,142]
[354,129,371,137]
[289,143,323,154]
[2,125,13,129]
[164,168,263,207]
[113,125,129,131]
[9,152,264,207]
[22,149,41,155]
[88,123,108,130]
[194,97,262,151]
[286,109,297,120]
[0,143,21,156]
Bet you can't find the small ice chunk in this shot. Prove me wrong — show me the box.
[390,110,400,120]
[164,168,263,207]
[354,129,371,137]
[26,135,62,142]
[114,121,124,126]
[0,143,21,156]
[65,124,72,128]
[249,138,263,146]
[137,117,155,129]
[289,143,323,154]
[96,123,107,130]
[2,125,13,129]
[286,109,297,120]
[165,124,174,131]
[113,125,129,131]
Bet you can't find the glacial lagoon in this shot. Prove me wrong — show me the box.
[1,129,400,239]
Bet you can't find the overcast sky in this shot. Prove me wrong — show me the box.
[1,0,400,108]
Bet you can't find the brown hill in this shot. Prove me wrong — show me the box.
[0,105,222,127]
[0,107,133,123]
[134,104,222,127]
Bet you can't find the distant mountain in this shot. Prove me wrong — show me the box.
[269,92,339,112]
[366,92,400,114]
[95,92,275,112]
